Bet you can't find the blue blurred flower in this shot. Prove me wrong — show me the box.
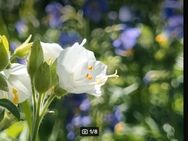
[83,0,108,23]
[104,106,123,131]
[59,31,82,47]
[15,20,28,35]
[119,6,132,22]
[162,0,183,18]
[80,98,90,111]
[108,11,118,22]
[62,93,91,140]
[67,131,75,141]
[165,15,183,38]
[10,42,17,51]
[81,116,91,126]
[45,2,63,28]
[72,115,82,127]
[113,27,140,56]
[162,0,183,38]
[66,123,74,131]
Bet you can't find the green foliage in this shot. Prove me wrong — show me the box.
[0,108,5,122]
[0,35,9,71]
[0,99,20,120]
[0,0,183,141]
[0,73,8,92]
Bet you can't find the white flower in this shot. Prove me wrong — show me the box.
[56,39,118,97]
[40,42,63,64]
[0,63,32,104]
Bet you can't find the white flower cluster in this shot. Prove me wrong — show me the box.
[0,39,118,104]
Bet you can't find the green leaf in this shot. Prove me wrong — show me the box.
[34,62,51,93]
[0,107,5,122]
[0,99,20,120]
[138,24,154,48]
[0,73,8,91]
[27,40,44,79]
[6,121,25,138]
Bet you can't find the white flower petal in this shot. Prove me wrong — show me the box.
[56,39,112,97]
[0,63,32,104]
[41,42,63,63]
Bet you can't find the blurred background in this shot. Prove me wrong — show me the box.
[0,0,183,141]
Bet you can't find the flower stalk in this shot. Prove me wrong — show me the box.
[30,91,56,141]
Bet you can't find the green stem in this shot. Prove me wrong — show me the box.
[30,94,56,141]
[40,94,56,119]
[31,80,37,114]
[31,93,42,141]
[10,54,16,62]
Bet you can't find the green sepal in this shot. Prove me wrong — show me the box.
[34,62,51,93]
[14,35,33,58]
[27,40,44,79]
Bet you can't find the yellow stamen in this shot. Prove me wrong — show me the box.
[88,70,119,86]
[86,73,93,80]
[88,66,93,70]
[12,88,19,104]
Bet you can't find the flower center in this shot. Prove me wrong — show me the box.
[88,70,119,85]
[87,66,93,70]
[12,88,19,104]
[86,73,93,80]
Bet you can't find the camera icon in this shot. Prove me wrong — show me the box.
[81,129,88,135]
[80,127,99,136]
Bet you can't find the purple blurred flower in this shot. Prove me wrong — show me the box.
[119,6,132,22]
[165,15,183,38]
[80,98,90,111]
[83,0,108,23]
[59,31,82,47]
[162,0,183,18]
[66,123,74,131]
[104,106,123,131]
[15,20,28,35]
[114,106,123,121]
[72,115,82,127]
[63,93,91,140]
[71,115,91,127]
[45,2,63,28]
[81,116,91,126]
[10,42,17,51]
[108,11,118,20]
[113,27,140,56]
[67,131,75,140]
[161,0,183,38]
